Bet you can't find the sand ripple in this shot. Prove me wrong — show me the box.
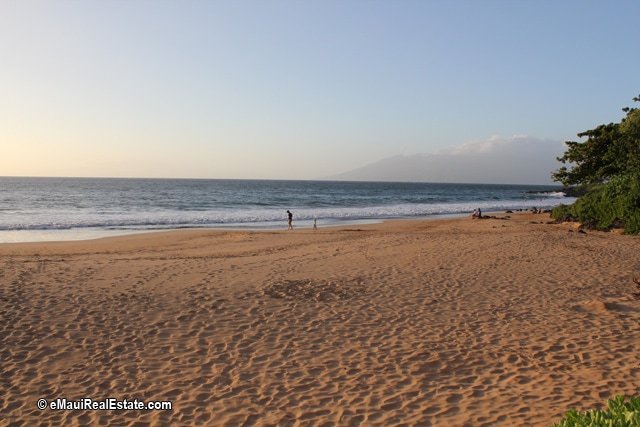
[263,278,365,302]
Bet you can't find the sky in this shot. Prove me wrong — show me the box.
[1,0,639,181]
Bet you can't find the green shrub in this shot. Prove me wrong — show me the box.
[551,174,640,234]
[551,203,577,222]
[554,395,640,427]
[552,95,640,235]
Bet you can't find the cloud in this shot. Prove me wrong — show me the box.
[329,136,566,185]
[437,135,547,155]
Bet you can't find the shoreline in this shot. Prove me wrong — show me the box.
[0,210,548,245]
[0,215,446,245]
[3,213,638,425]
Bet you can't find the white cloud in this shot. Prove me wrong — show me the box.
[436,135,546,155]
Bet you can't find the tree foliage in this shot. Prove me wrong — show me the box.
[552,95,640,234]
[552,99,640,186]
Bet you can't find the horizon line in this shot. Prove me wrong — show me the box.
[0,175,562,187]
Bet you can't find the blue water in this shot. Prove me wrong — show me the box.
[0,177,573,242]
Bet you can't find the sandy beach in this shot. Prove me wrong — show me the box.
[1,213,639,426]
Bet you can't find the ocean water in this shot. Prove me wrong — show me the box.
[0,177,574,242]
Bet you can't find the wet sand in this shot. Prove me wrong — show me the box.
[1,213,639,426]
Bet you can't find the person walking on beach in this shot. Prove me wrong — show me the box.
[287,210,293,230]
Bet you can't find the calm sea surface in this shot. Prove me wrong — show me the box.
[0,177,574,242]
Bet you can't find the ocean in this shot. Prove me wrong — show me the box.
[0,177,574,242]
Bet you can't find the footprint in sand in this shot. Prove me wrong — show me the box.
[574,299,640,315]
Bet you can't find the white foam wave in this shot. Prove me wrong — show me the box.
[531,191,566,197]
[0,198,576,232]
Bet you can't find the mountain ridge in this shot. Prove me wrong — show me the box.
[326,136,565,185]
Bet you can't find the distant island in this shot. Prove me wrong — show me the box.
[328,136,564,185]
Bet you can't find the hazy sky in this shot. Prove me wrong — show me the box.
[2,1,639,180]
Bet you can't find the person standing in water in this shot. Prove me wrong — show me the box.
[287,210,293,230]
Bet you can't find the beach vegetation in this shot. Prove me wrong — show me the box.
[552,96,640,234]
[553,395,640,427]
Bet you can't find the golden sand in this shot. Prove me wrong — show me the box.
[1,213,639,426]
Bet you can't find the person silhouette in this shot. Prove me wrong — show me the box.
[287,210,293,230]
